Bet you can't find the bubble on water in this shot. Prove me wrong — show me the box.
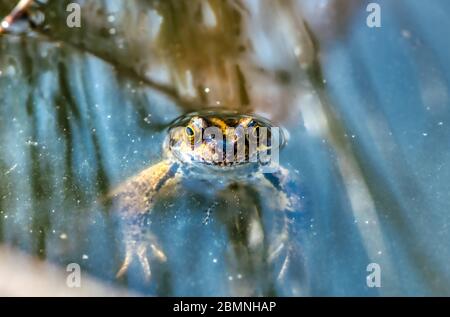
[107,15,116,23]
[26,140,39,147]
[144,114,152,124]
[401,29,411,39]
[6,65,16,76]
[4,55,22,77]
[109,28,116,35]
[29,10,46,28]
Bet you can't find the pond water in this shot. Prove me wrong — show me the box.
[0,0,449,296]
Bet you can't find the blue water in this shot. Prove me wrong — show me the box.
[0,0,449,296]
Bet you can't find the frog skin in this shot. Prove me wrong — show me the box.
[108,109,302,283]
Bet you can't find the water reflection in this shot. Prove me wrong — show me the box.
[0,0,450,296]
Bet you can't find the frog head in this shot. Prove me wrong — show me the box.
[167,110,284,169]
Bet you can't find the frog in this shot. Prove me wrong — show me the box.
[108,109,303,284]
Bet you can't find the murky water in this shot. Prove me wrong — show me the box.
[0,0,450,296]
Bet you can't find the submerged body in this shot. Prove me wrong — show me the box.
[109,110,303,291]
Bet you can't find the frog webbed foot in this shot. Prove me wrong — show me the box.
[116,231,167,281]
[268,220,302,281]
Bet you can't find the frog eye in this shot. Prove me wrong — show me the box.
[247,119,257,128]
[247,120,260,137]
[185,125,195,140]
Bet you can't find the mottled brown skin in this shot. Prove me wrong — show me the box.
[110,110,301,281]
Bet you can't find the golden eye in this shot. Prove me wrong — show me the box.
[247,120,260,137]
[185,125,195,140]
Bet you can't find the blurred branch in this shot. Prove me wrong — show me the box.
[38,32,201,111]
[0,0,33,34]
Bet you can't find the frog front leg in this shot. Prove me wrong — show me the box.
[109,159,181,281]
[256,166,304,281]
